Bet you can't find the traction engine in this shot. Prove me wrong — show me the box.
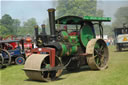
[23,8,111,81]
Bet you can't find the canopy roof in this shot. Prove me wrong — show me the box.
[83,16,111,21]
[55,16,83,25]
[55,16,111,25]
[0,40,20,44]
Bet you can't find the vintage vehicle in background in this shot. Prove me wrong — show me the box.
[23,8,111,81]
[2,34,34,58]
[114,24,128,51]
[24,35,34,57]
[0,39,26,68]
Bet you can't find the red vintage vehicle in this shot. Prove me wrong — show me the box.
[24,36,33,57]
[2,35,33,58]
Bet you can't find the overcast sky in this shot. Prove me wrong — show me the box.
[0,0,128,25]
[0,0,54,25]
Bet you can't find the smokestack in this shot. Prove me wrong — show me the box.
[48,8,56,41]
[41,24,46,35]
[34,25,39,40]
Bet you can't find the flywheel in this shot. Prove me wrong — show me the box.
[86,39,109,70]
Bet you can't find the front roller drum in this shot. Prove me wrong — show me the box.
[86,39,109,70]
[23,54,63,81]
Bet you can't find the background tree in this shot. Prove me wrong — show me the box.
[94,9,105,35]
[0,25,9,37]
[0,14,38,37]
[112,6,128,28]
[56,0,97,18]
[103,25,113,36]
[19,18,37,36]
[96,9,104,17]
[0,19,1,24]
[1,14,14,35]
[12,19,21,35]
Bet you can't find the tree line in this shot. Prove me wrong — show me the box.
[0,14,37,38]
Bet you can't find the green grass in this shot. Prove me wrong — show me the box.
[0,46,128,85]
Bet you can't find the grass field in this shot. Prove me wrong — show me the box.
[0,46,128,85]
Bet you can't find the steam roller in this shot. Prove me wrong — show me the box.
[23,8,111,81]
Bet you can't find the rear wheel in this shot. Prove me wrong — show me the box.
[86,39,109,70]
[1,49,11,67]
[0,54,4,68]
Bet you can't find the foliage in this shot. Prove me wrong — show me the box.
[12,19,21,35]
[56,0,97,18]
[18,18,37,36]
[94,9,104,35]
[0,25,9,37]
[0,14,37,37]
[112,6,128,28]
[96,9,104,17]
[103,25,113,37]
[0,14,21,36]
[1,14,14,35]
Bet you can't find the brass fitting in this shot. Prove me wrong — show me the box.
[48,8,55,12]
[34,25,38,29]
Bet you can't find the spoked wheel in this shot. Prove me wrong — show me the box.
[41,56,63,81]
[1,49,11,67]
[86,39,109,70]
[23,54,63,82]
[0,54,4,68]
[15,56,25,65]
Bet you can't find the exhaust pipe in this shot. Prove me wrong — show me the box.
[41,24,46,35]
[34,25,39,39]
[48,8,56,41]
[41,24,48,44]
